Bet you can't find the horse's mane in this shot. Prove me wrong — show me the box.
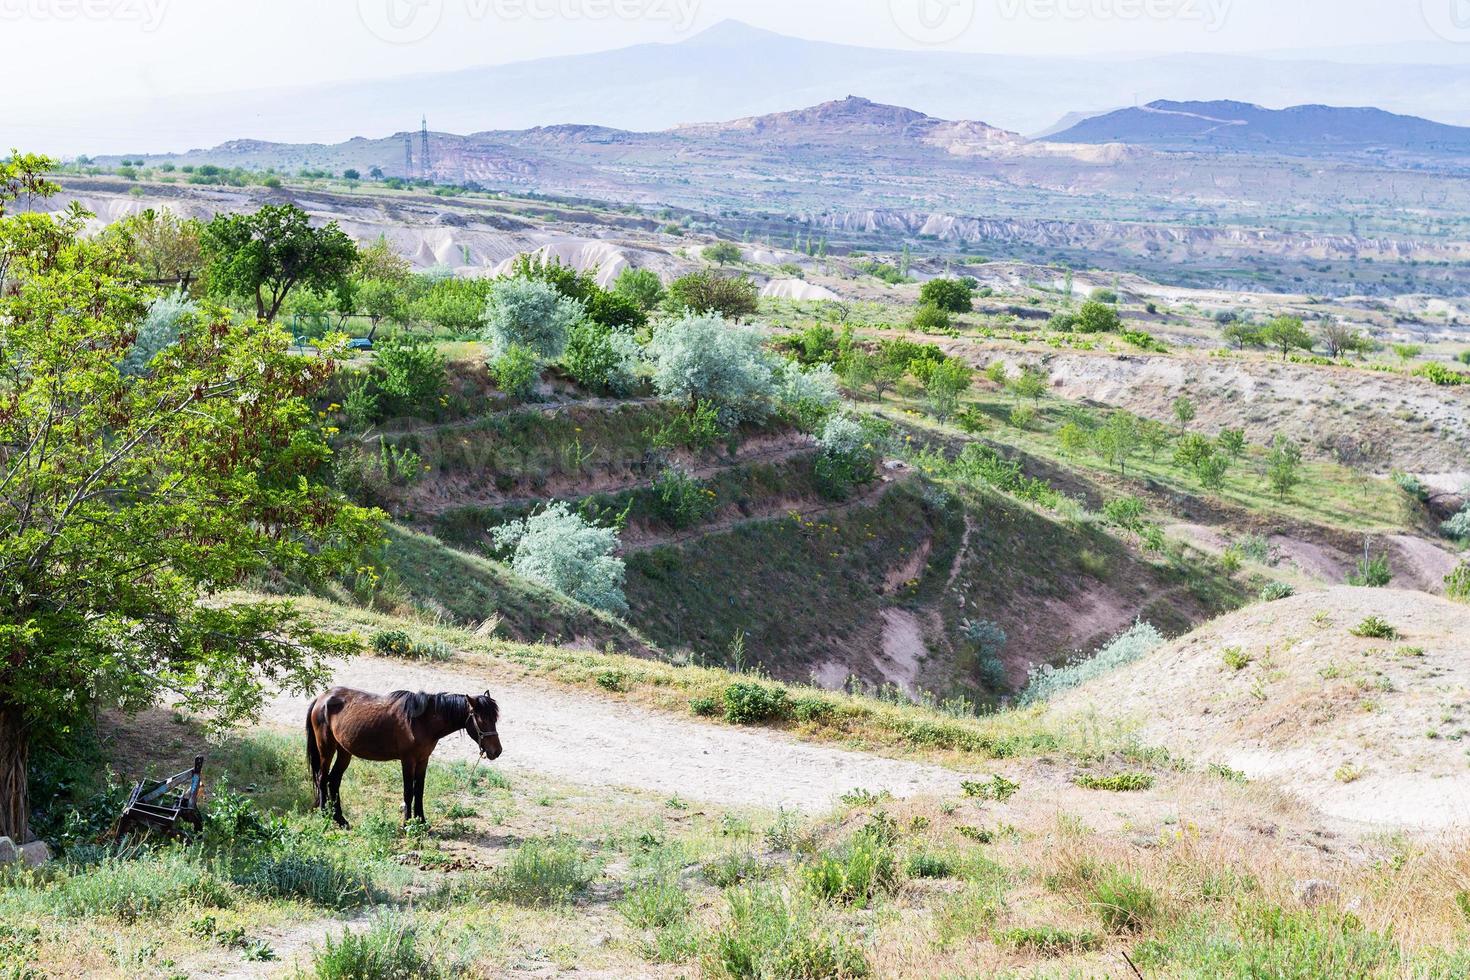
[389,691,470,725]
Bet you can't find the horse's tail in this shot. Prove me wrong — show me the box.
[305,697,323,784]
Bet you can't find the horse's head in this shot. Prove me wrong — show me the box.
[465,691,502,760]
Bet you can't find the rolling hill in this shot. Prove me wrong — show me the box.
[1046,99,1470,158]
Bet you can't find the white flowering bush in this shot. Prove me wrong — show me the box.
[490,502,627,614]
[1019,621,1164,704]
[482,277,584,361]
[646,313,774,420]
[120,290,196,375]
[814,413,883,500]
[774,361,841,431]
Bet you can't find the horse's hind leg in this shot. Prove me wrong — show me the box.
[327,752,352,828]
[412,756,429,824]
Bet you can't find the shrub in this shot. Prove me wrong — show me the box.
[905,851,956,879]
[1349,616,1399,640]
[619,875,694,929]
[1074,300,1122,333]
[814,414,884,499]
[702,851,767,888]
[652,466,715,530]
[705,886,870,979]
[121,290,196,375]
[482,277,584,360]
[490,343,540,400]
[919,277,974,313]
[1090,871,1158,933]
[690,695,720,717]
[373,335,447,419]
[961,618,1008,690]
[723,682,789,724]
[1348,553,1392,588]
[485,837,598,906]
[999,926,1102,956]
[647,313,774,421]
[51,852,235,922]
[774,362,842,431]
[562,321,643,395]
[790,695,837,724]
[1441,505,1470,541]
[801,830,899,908]
[1447,563,1470,602]
[368,630,448,661]
[1222,647,1253,671]
[310,916,437,980]
[648,398,724,452]
[1075,772,1155,792]
[910,302,952,332]
[961,774,1019,802]
[1022,622,1165,702]
[490,502,626,613]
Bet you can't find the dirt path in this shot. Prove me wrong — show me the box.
[262,656,966,813]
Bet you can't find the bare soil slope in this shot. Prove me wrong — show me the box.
[1050,587,1470,827]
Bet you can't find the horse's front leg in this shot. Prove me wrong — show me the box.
[400,759,417,824]
[413,756,429,823]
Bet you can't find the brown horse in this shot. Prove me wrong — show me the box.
[305,687,502,827]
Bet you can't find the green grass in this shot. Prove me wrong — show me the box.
[1074,772,1156,792]
[481,837,599,906]
[310,916,438,980]
[705,885,871,979]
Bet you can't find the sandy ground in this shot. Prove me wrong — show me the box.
[1050,587,1470,828]
[262,658,964,813]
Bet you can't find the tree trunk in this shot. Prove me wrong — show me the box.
[0,703,28,843]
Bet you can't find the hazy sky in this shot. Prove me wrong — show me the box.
[5,0,1466,113]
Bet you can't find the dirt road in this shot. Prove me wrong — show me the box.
[263,656,965,812]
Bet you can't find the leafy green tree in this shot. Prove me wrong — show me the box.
[562,321,643,396]
[612,267,664,312]
[1172,395,1196,434]
[702,242,742,267]
[918,278,974,313]
[1259,316,1313,360]
[410,276,492,335]
[1217,427,1247,460]
[491,344,541,401]
[1074,300,1122,334]
[201,204,359,321]
[1221,321,1262,350]
[1265,435,1304,500]
[103,208,204,292]
[1057,422,1089,457]
[664,271,760,321]
[373,334,447,418]
[1319,321,1373,359]
[984,361,1009,386]
[0,162,378,841]
[1138,417,1169,459]
[926,359,972,418]
[1093,412,1141,476]
[1009,366,1047,405]
[483,277,584,360]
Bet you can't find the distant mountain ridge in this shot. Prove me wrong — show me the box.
[1046,99,1470,154]
[24,19,1470,156]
